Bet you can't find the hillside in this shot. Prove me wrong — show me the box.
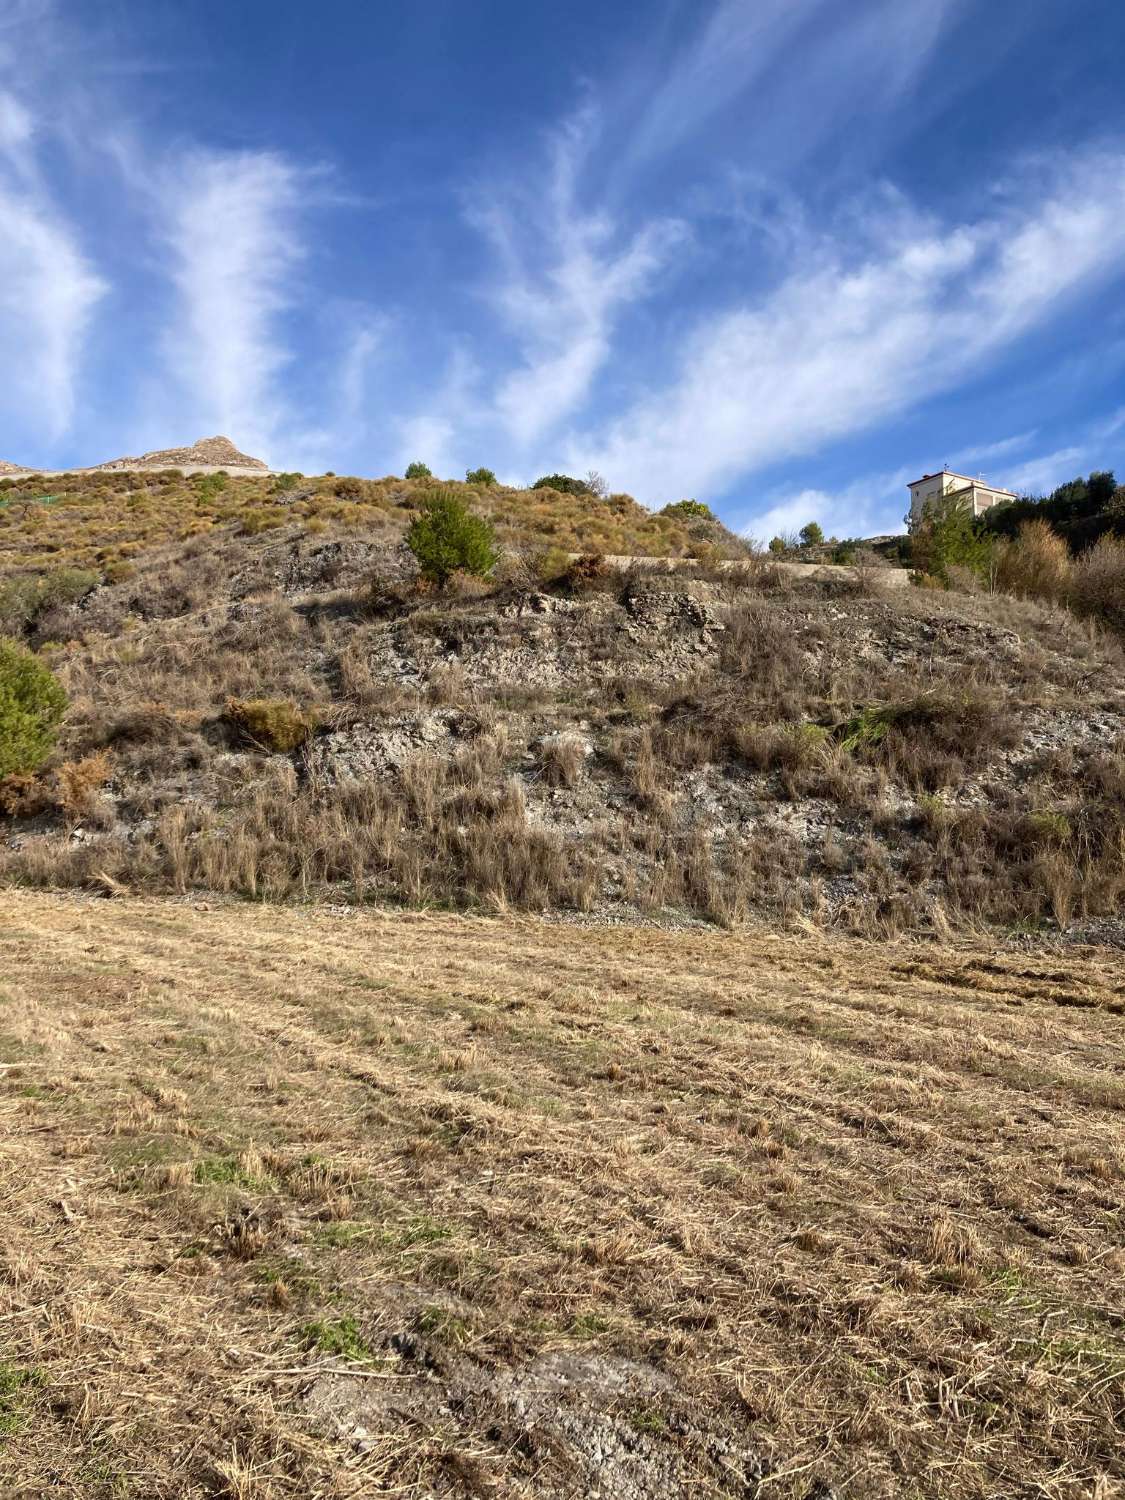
[0,465,1122,941]
[4,893,1125,1499]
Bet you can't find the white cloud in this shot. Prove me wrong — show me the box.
[745,464,917,543]
[0,89,32,163]
[0,87,105,445]
[471,111,685,447]
[394,347,482,479]
[1003,446,1086,496]
[627,0,962,168]
[950,430,1039,466]
[158,150,307,461]
[566,151,1125,504]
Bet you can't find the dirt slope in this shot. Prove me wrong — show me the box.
[2,892,1123,1498]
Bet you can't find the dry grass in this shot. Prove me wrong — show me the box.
[2,892,1124,1497]
[0,469,742,582]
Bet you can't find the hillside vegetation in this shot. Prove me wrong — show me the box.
[0,465,1123,941]
[0,468,744,580]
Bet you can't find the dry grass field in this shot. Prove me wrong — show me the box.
[2,894,1124,1498]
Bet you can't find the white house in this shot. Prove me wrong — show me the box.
[907,469,1015,528]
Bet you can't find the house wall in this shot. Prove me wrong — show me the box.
[967,486,1010,518]
[908,475,1012,525]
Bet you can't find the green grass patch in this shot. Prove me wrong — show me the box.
[251,1256,328,1301]
[0,1362,45,1435]
[417,1306,471,1344]
[298,1316,375,1363]
[628,1406,667,1436]
[313,1213,452,1252]
[192,1155,274,1190]
[568,1311,611,1339]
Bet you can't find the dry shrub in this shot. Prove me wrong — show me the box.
[994,519,1072,602]
[0,771,48,816]
[56,750,112,819]
[561,553,612,593]
[842,690,1016,791]
[224,698,319,753]
[539,731,589,787]
[1072,534,1125,633]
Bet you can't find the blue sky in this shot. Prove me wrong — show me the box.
[2,0,1125,538]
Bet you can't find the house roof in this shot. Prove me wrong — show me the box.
[907,468,1016,496]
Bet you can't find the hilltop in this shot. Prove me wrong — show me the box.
[91,434,270,472]
[0,463,1122,942]
[0,434,271,477]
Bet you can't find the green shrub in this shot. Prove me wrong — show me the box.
[271,472,303,493]
[405,461,433,480]
[465,467,497,486]
[661,499,713,519]
[909,495,993,584]
[194,473,228,501]
[531,473,593,496]
[224,698,319,753]
[799,522,824,546]
[0,639,67,779]
[406,489,497,585]
[768,536,786,554]
[0,568,99,636]
[240,508,285,536]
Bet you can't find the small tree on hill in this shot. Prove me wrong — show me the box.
[662,499,713,520]
[910,495,993,584]
[531,473,593,496]
[407,490,497,586]
[0,639,66,780]
[768,536,787,554]
[465,467,497,486]
[799,521,824,547]
[405,461,432,480]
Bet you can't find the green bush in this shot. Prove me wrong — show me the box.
[194,473,228,501]
[531,473,592,496]
[406,489,497,585]
[910,496,993,584]
[661,499,713,519]
[405,461,433,480]
[465,467,497,486]
[799,521,824,546]
[0,568,99,636]
[0,639,67,779]
[225,698,319,753]
[768,536,786,554]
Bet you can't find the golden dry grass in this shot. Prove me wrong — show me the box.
[0,470,734,580]
[1,894,1124,1498]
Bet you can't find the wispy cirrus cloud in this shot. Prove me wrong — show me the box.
[627,0,963,169]
[0,86,106,446]
[157,150,309,461]
[470,110,685,449]
[564,150,1125,506]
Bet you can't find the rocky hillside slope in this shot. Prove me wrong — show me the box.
[1,468,1122,940]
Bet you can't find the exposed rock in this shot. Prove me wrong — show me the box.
[93,435,269,471]
[307,711,461,785]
